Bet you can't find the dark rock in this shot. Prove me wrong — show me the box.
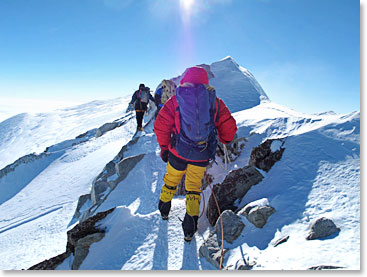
[235,258,256,270]
[249,139,285,172]
[28,251,72,270]
[308,265,345,270]
[72,194,91,219]
[306,217,340,240]
[238,199,275,228]
[199,232,228,269]
[94,161,116,181]
[67,208,114,254]
[207,165,263,226]
[115,154,145,179]
[273,235,290,247]
[28,208,114,270]
[76,130,91,139]
[95,122,119,138]
[91,180,110,205]
[0,153,48,178]
[217,135,247,164]
[72,233,105,270]
[116,136,140,160]
[215,210,245,243]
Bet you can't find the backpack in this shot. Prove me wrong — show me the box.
[174,84,219,161]
[161,80,177,105]
[138,87,150,104]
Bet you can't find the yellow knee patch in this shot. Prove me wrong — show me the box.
[186,194,201,216]
[185,164,206,192]
[160,184,177,202]
[163,162,186,188]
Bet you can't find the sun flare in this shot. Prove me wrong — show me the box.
[180,0,194,11]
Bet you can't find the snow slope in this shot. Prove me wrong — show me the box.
[0,57,360,270]
[60,102,359,270]
[0,104,141,269]
[210,56,269,112]
[0,98,130,169]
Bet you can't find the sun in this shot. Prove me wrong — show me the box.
[180,0,194,11]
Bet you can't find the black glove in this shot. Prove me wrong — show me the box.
[161,149,169,163]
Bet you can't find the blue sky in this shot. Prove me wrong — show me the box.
[0,0,360,115]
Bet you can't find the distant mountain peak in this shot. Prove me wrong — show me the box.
[220,55,236,62]
[171,57,268,113]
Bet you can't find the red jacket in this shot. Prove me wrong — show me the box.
[154,95,237,162]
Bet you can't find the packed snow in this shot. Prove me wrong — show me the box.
[0,58,360,271]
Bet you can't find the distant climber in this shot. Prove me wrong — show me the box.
[154,79,177,118]
[154,66,237,242]
[128,84,154,131]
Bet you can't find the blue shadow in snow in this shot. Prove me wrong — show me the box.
[152,219,169,270]
[181,238,200,270]
[234,127,359,250]
[0,152,63,205]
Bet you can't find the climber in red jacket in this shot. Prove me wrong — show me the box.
[154,66,237,242]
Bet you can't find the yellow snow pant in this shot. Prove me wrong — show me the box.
[160,161,206,216]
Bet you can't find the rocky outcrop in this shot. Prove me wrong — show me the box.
[72,233,105,270]
[199,232,228,269]
[249,139,285,172]
[216,135,247,164]
[72,194,91,219]
[306,217,340,240]
[0,152,49,178]
[238,198,275,228]
[96,122,119,138]
[207,165,263,226]
[29,208,114,270]
[215,210,245,243]
[28,251,72,270]
[115,154,145,180]
[234,258,256,270]
[78,154,144,220]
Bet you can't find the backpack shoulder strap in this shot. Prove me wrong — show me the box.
[215,98,220,123]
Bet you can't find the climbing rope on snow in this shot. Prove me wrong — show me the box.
[208,182,224,270]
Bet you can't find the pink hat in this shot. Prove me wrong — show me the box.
[180,66,209,85]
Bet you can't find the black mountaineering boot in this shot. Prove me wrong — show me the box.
[182,212,198,242]
[158,200,171,220]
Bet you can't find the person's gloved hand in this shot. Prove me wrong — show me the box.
[126,103,134,112]
[160,148,169,163]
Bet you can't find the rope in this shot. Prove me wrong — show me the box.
[199,190,206,218]
[208,182,224,270]
[223,145,228,173]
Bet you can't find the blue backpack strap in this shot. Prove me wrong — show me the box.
[215,98,220,123]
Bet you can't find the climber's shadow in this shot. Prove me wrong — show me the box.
[181,238,199,270]
[152,219,169,270]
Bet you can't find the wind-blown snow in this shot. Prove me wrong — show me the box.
[0,58,360,270]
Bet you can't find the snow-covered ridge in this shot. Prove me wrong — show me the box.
[52,100,358,270]
[172,56,269,113]
[0,97,130,170]
[0,57,360,270]
[233,101,360,143]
